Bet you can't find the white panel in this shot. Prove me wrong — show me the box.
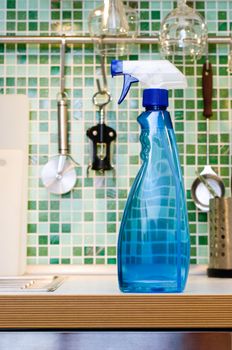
[0,95,29,275]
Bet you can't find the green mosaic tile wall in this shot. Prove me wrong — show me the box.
[0,0,232,266]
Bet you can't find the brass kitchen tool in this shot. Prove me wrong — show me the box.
[208,197,232,278]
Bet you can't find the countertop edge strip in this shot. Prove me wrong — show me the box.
[0,295,231,329]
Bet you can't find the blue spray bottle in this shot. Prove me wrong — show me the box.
[111,60,190,293]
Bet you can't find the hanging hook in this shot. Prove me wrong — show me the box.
[60,37,66,97]
[227,34,232,74]
[95,54,108,94]
[96,78,102,93]
[205,41,210,71]
[94,54,111,118]
[100,54,108,91]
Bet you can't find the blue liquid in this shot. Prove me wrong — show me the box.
[118,109,190,293]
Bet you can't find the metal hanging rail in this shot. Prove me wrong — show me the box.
[0,35,231,45]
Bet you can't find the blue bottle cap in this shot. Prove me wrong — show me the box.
[143,88,168,108]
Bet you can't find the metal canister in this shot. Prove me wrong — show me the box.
[207,197,232,277]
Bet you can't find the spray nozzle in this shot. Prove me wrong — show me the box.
[111,59,139,103]
[111,59,187,104]
[111,60,138,103]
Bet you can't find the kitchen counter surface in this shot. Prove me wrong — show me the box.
[0,266,232,329]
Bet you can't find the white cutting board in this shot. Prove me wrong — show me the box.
[0,95,29,275]
[0,95,29,151]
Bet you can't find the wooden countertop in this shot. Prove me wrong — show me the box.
[0,266,232,329]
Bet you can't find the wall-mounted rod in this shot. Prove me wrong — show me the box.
[0,35,231,45]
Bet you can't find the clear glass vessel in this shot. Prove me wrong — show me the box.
[159,0,208,62]
[88,0,138,56]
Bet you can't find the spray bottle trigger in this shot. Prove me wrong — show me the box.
[118,74,139,104]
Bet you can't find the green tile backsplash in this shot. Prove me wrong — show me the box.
[0,0,232,266]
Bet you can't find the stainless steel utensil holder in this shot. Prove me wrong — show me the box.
[208,197,232,277]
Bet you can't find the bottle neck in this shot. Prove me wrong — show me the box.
[145,105,167,111]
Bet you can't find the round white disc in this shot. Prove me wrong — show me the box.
[41,156,76,195]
